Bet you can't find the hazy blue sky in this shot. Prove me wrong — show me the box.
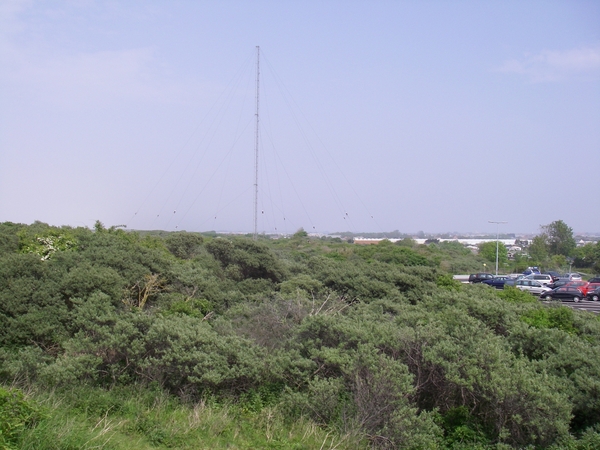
[1,1,599,235]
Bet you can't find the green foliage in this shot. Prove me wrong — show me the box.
[165,231,204,259]
[395,237,417,247]
[0,253,69,347]
[529,234,549,263]
[164,297,211,318]
[60,262,124,304]
[141,315,266,392]
[528,220,578,265]
[0,223,170,347]
[206,237,286,282]
[423,241,481,274]
[11,384,362,450]
[537,339,600,432]
[521,306,576,334]
[0,347,52,384]
[574,242,600,272]
[478,240,508,266]
[0,386,44,449]
[18,228,77,261]
[293,228,308,238]
[279,274,324,297]
[440,406,488,447]
[543,220,576,257]
[551,254,568,271]
[0,223,22,256]
[355,239,432,266]
[497,286,537,303]
[436,273,462,291]
[3,221,600,448]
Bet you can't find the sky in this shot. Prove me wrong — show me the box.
[1,0,599,236]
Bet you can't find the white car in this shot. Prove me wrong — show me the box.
[515,279,552,295]
[564,273,583,281]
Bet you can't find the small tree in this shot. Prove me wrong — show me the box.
[574,242,600,271]
[293,228,308,238]
[542,220,576,257]
[528,234,549,265]
[478,241,508,267]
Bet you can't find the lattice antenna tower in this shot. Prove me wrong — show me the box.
[253,46,260,240]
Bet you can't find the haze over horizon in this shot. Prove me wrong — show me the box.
[1,1,599,235]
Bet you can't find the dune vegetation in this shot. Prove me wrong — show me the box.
[1,221,600,449]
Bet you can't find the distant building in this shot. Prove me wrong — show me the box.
[354,238,398,245]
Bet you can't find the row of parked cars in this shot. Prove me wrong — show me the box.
[469,271,600,303]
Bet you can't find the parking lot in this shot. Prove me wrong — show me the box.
[547,299,600,315]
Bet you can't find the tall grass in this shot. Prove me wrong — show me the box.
[6,384,364,450]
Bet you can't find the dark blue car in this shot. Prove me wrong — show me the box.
[481,276,509,289]
[523,267,541,276]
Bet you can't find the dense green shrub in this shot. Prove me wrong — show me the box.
[497,286,537,303]
[164,231,204,259]
[521,305,576,333]
[205,238,286,282]
[0,222,22,255]
[0,386,44,449]
[436,273,463,291]
[2,221,600,448]
[355,239,433,266]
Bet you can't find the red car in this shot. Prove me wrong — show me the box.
[586,283,600,296]
[565,281,591,296]
[587,287,600,302]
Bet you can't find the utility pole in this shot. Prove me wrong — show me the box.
[488,220,507,275]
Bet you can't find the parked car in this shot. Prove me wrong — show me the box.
[542,271,561,281]
[586,282,600,293]
[523,274,554,286]
[523,267,541,275]
[564,281,591,296]
[546,280,571,290]
[540,286,584,302]
[515,279,552,296]
[588,277,600,283]
[469,273,495,283]
[563,273,583,280]
[586,287,600,302]
[481,276,509,289]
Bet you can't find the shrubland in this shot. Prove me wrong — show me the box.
[1,221,600,449]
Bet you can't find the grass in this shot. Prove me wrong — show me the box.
[4,384,364,450]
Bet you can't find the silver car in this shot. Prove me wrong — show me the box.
[515,279,552,295]
[523,274,554,286]
[563,273,583,281]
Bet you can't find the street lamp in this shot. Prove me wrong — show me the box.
[567,257,574,278]
[488,220,508,276]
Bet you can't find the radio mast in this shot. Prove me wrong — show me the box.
[253,46,260,240]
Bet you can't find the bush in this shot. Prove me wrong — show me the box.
[0,386,44,449]
[436,273,462,291]
[521,306,576,334]
[165,232,204,259]
[498,286,537,303]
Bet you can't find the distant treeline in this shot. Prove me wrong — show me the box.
[1,220,600,449]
